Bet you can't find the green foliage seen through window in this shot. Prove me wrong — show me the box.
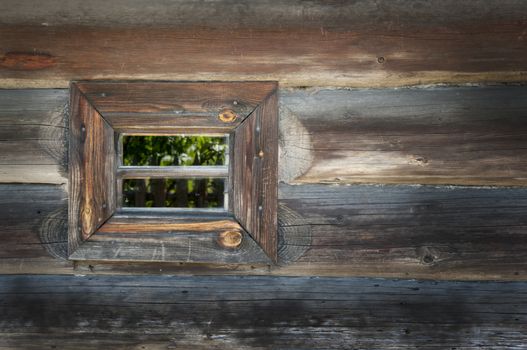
[122,136,227,208]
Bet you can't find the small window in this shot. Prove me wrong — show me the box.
[119,134,229,209]
[68,81,278,264]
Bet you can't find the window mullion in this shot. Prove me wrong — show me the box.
[117,165,229,179]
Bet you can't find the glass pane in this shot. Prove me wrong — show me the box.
[122,178,225,208]
[122,135,228,166]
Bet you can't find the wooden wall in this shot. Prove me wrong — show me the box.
[1,0,527,348]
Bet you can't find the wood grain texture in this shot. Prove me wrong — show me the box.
[278,183,527,280]
[4,180,527,279]
[280,86,527,186]
[69,81,278,264]
[0,184,72,273]
[98,215,242,233]
[71,230,272,265]
[4,86,527,186]
[1,274,527,349]
[69,86,116,254]
[0,0,524,29]
[0,89,67,184]
[77,81,275,116]
[1,0,526,88]
[233,88,279,261]
[75,81,277,133]
[0,52,56,70]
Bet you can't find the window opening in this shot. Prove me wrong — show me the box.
[119,134,229,209]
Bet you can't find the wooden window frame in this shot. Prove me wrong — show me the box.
[68,81,278,264]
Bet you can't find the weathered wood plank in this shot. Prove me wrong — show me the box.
[233,88,279,261]
[75,81,275,134]
[4,86,527,186]
[98,213,241,233]
[71,230,271,265]
[76,81,274,121]
[3,183,527,280]
[68,85,116,254]
[0,0,524,30]
[0,184,72,273]
[0,89,67,184]
[280,86,527,186]
[0,0,526,88]
[0,274,526,349]
[278,183,527,280]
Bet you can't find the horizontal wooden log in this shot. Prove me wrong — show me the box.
[0,89,67,184]
[280,86,527,186]
[0,274,526,349]
[0,184,72,273]
[278,183,527,280]
[2,0,524,28]
[3,183,527,280]
[0,0,526,88]
[4,86,527,186]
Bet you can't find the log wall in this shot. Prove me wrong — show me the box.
[1,1,527,348]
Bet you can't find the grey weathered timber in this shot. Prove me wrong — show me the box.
[0,184,71,273]
[1,0,524,28]
[70,230,272,265]
[280,86,527,186]
[279,183,527,280]
[3,183,527,280]
[0,89,67,184]
[4,86,527,186]
[0,274,526,349]
[0,1,526,88]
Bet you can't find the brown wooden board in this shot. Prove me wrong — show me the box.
[98,214,243,233]
[76,81,275,119]
[233,89,279,261]
[1,0,526,88]
[76,81,274,134]
[1,274,527,349]
[69,85,116,253]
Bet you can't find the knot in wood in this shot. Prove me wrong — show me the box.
[218,109,237,123]
[218,230,243,249]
